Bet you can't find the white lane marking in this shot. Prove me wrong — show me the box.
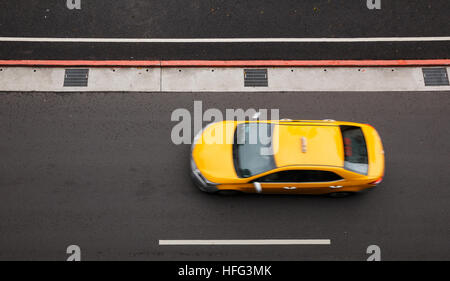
[0,36,450,43]
[159,239,331,245]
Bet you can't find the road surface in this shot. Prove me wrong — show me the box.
[0,90,449,260]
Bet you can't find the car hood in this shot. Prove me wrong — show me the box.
[362,125,385,178]
[192,121,239,183]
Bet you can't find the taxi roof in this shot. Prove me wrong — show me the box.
[273,124,345,168]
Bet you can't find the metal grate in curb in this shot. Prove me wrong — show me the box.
[244,69,268,87]
[64,69,89,87]
[422,68,449,86]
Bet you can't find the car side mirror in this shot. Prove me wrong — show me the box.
[253,182,262,193]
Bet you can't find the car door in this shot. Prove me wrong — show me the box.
[252,170,302,194]
[252,169,346,195]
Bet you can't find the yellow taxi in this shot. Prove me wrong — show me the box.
[190,120,384,197]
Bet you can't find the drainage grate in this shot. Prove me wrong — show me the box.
[244,69,268,87]
[422,68,449,86]
[64,69,89,87]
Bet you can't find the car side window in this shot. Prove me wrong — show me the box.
[256,170,343,183]
[257,170,298,182]
[302,170,343,182]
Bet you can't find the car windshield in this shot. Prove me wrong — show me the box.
[233,123,276,178]
[340,125,369,175]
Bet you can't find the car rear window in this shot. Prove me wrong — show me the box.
[340,125,368,175]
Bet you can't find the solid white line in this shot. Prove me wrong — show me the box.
[0,36,450,43]
[158,239,331,245]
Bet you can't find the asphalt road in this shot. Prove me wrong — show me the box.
[0,90,449,260]
[0,0,449,60]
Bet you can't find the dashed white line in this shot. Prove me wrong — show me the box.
[158,239,331,245]
[0,36,450,43]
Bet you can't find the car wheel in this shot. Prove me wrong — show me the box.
[328,192,354,198]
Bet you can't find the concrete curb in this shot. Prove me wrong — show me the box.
[1,66,449,92]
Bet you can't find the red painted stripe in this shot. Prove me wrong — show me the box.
[161,59,450,66]
[0,59,449,67]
